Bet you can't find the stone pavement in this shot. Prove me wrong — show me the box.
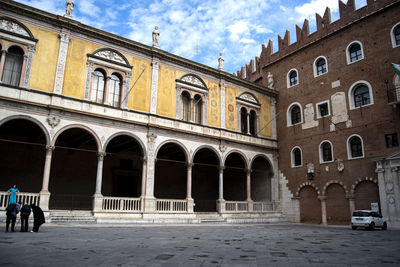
[0,223,399,266]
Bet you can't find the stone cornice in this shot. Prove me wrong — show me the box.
[0,0,278,98]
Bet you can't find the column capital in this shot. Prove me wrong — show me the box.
[45,145,55,151]
[97,152,107,159]
[218,166,225,172]
[318,196,327,201]
[390,167,399,173]
[245,168,252,175]
[186,162,193,169]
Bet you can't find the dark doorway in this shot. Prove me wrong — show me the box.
[103,135,143,197]
[49,128,98,210]
[0,118,46,193]
[224,153,246,201]
[251,156,272,202]
[154,143,187,199]
[192,148,219,212]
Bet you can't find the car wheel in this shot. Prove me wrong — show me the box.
[382,222,387,230]
[352,226,357,230]
[369,222,375,230]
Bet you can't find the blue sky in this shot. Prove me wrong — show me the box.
[14,0,368,74]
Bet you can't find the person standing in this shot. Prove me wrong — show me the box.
[30,204,45,232]
[5,203,20,232]
[20,203,31,232]
[7,185,19,205]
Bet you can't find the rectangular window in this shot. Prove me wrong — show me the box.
[316,101,330,118]
[385,133,399,148]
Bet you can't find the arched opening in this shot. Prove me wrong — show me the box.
[299,186,321,224]
[192,148,219,212]
[326,184,350,224]
[224,153,246,201]
[154,143,187,199]
[91,69,106,104]
[249,110,257,136]
[108,73,122,107]
[181,91,190,122]
[193,94,202,124]
[103,135,143,198]
[240,107,247,133]
[251,156,272,202]
[49,128,98,210]
[3,46,24,86]
[0,118,46,193]
[354,181,380,211]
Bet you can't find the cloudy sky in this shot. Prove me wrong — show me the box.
[14,0,368,74]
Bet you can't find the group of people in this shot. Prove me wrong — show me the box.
[5,185,45,233]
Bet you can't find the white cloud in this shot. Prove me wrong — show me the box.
[78,0,101,17]
[294,0,339,20]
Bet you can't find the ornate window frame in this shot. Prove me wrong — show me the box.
[348,80,374,110]
[236,92,261,136]
[313,56,328,77]
[346,41,364,64]
[84,48,132,108]
[287,68,299,88]
[0,17,38,88]
[175,74,208,125]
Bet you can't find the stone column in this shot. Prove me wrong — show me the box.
[186,163,194,213]
[0,50,6,80]
[150,58,159,114]
[122,72,131,109]
[246,113,250,134]
[103,76,111,105]
[93,152,106,212]
[217,166,226,213]
[53,31,71,94]
[376,161,388,220]
[140,157,147,211]
[348,197,355,217]
[18,54,28,87]
[190,97,194,122]
[143,132,157,213]
[390,167,399,218]
[319,196,327,225]
[246,169,252,201]
[39,145,55,211]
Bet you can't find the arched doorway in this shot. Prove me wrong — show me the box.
[326,184,350,224]
[103,135,144,197]
[250,156,272,202]
[224,153,246,201]
[299,186,321,224]
[49,128,98,210]
[0,118,47,193]
[192,148,219,212]
[354,181,379,211]
[154,143,187,199]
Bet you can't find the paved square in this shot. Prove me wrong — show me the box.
[1,223,399,266]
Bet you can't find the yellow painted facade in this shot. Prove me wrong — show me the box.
[27,24,59,92]
[129,58,152,112]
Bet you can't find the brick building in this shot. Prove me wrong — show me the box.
[240,0,400,226]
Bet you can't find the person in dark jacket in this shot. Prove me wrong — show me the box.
[5,203,20,232]
[30,204,45,232]
[20,203,31,232]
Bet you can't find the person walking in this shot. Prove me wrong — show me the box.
[20,203,31,232]
[7,185,19,205]
[5,202,20,232]
[30,204,45,232]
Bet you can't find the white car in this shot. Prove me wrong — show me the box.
[351,210,387,230]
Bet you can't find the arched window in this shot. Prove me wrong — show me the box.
[316,58,327,76]
[249,110,257,136]
[288,69,298,87]
[108,74,121,107]
[291,147,302,167]
[193,94,202,124]
[320,141,333,163]
[2,46,24,86]
[353,85,370,107]
[182,91,190,122]
[391,23,400,48]
[91,69,105,104]
[240,107,248,134]
[349,43,363,63]
[348,135,364,159]
[291,105,301,125]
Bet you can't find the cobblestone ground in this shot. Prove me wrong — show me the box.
[0,223,399,266]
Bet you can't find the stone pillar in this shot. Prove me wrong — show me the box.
[318,196,327,225]
[22,45,35,88]
[39,145,54,211]
[143,132,157,213]
[93,152,106,212]
[0,50,6,80]
[390,167,399,218]
[246,169,252,201]
[53,31,71,94]
[18,54,28,87]
[217,166,225,213]
[186,163,194,213]
[150,58,159,114]
[348,197,355,217]
[246,112,250,134]
[190,97,194,122]
[376,161,388,220]
[122,71,131,109]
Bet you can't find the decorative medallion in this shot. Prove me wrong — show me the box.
[47,115,60,128]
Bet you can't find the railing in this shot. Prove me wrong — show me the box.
[102,197,141,212]
[225,201,249,212]
[253,202,273,212]
[155,199,188,213]
[0,191,40,209]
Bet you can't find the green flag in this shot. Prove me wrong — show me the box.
[391,62,400,76]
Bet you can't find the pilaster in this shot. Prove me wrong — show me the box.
[22,45,35,88]
[318,196,327,225]
[150,58,160,114]
[144,131,157,212]
[53,30,71,94]
[220,80,226,129]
